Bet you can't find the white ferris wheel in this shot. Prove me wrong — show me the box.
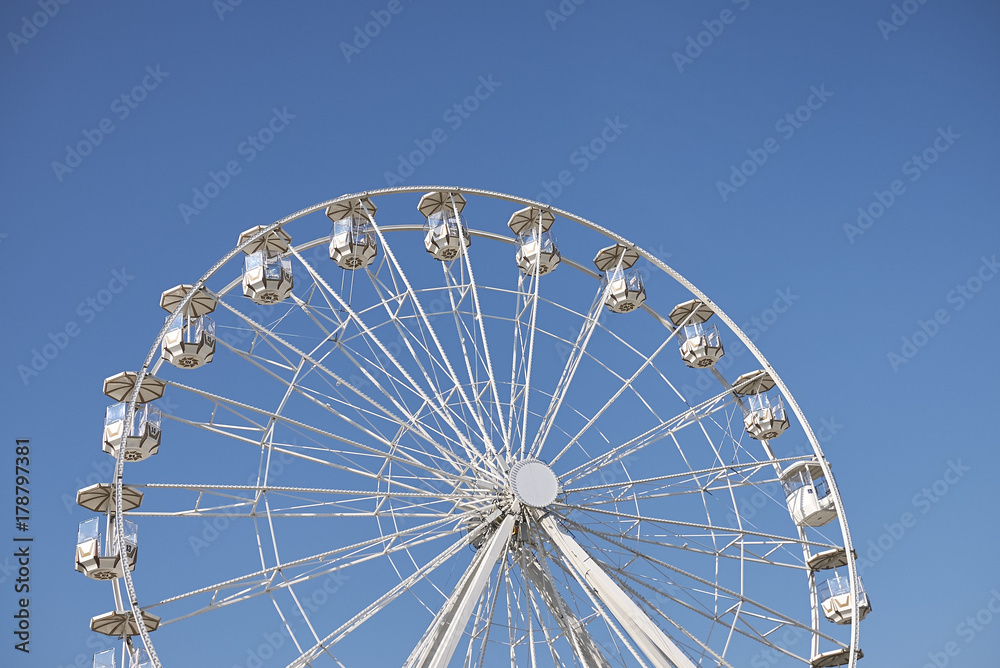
[74,187,869,668]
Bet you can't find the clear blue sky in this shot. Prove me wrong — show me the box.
[2,1,999,666]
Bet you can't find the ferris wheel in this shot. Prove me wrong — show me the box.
[74,187,869,668]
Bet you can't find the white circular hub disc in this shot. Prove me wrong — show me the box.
[510,460,558,508]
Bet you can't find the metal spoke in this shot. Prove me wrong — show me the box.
[359,210,500,463]
[508,269,542,460]
[558,386,742,486]
[530,281,607,460]
[144,511,468,622]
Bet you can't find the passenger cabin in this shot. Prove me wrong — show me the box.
[93,649,117,668]
[732,370,789,440]
[162,314,214,368]
[92,648,152,668]
[594,243,646,313]
[76,517,137,580]
[807,547,872,624]
[418,191,471,260]
[101,374,164,463]
[327,197,378,270]
[239,225,293,304]
[103,402,160,462]
[159,285,217,369]
[818,574,872,625]
[508,206,560,275]
[243,251,293,304]
[744,392,789,440]
[668,299,724,368]
[780,460,837,527]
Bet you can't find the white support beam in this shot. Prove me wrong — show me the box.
[520,551,611,668]
[538,515,698,668]
[406,514,516,668]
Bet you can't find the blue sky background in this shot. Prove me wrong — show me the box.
[2,0,999,666]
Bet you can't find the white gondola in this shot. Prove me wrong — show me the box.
[239,225,293,304]
[780,460,837,527]
[601,267,646,312]
[593,243,645,313]
[76,517,138,580]
[817,575,872,624]
[93,648,152,668]
[242,251,293,304]
[743,391,789,440]
[327,197,378,269]
[93,649,117,668]
[732,370,789,439]
[418,191,470,260]
[103,402,161,462]
[669,299,724,368]
[159,285,217,368]
[679,322,724,367]
[508,206,560,275]
[515,229,561,275]
[161,313,215,368]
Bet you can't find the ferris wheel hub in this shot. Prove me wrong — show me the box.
[509,460,559,508]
